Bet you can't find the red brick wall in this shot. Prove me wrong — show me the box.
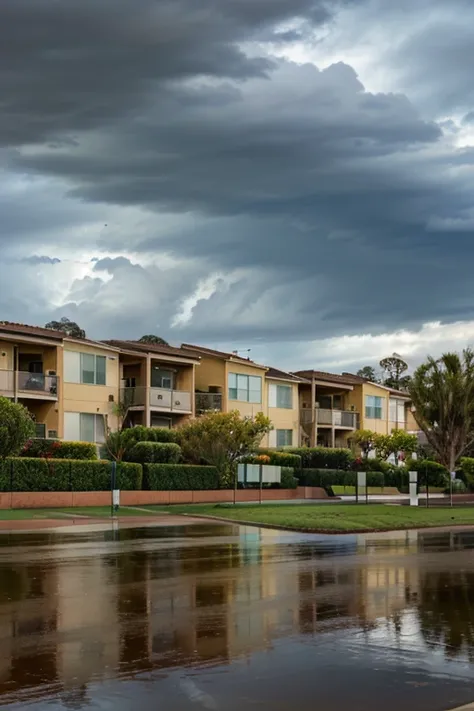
[0,487,328,509]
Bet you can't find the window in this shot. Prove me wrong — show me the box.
[65,412,105,443]
[64,351,107,385]
[276,429,293,447]
[269,383,292,409]
[365,395,384,420]
[389,399,406,426]
[228,373,262,403]
[151,368,174,389]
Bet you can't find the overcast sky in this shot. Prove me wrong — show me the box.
[2,0,474,372]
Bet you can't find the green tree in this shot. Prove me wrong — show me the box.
[374,429,418,461]
[352,429,376,458]
[380,353,410,391]
[138,334,169,346]
[408,349,474,471]
[45,316,86,339]
[0,397,35,459]
[177,411,272,484]
[356,366,377,381]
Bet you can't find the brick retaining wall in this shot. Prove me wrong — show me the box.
[0,487,328,509]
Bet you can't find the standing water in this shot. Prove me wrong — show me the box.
[0,523,474,710]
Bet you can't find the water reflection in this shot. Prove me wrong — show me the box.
[0,525,474,706]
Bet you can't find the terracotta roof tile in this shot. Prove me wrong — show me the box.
[181,343,256,363]
[293,370,364,385]
[265,367,309,383]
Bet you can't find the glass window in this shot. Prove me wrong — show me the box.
[96,356,106,385]
[80,353,107,385]
[228,373,238,400]
[151,367,174,389]
[276,385,292,409]
[248,376,262,404]
[228,373,262,403]
[365,395,383,420]
[80,413,95,442]
[276,429,293,447]
[81,354,95,384]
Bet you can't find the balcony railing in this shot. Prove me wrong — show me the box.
[195,392,223,412]
[0,370,59,399]
[121,386,192,413]
[300,408,358,429]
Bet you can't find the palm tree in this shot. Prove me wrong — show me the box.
[408,349,474,471]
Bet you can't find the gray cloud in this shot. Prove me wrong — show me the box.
[21,255,61,265]
[1,0,474,359]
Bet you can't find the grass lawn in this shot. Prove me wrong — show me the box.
[139,503,474,532]
[0,506,164,520]
[331,486,400,496]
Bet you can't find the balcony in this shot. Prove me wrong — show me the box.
[121,386,192,413]
[195,392,223,412]
[0,370,59,400]
[300,407,358,429]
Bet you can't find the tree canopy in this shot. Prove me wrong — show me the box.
[177,410,272,484]
[356,366,377,381]
[138,334,169,346]
[0,397,35,459]
[45,316,85,339]
[380,353,410,391]
[408,349,474,471]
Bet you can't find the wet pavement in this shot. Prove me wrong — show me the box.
[1,524,474,710]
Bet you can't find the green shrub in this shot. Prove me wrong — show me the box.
[0,458,142,492]
[450,479,467,494]
[460,457,474,490]
[150,428,180,443]
[288,447,353,470]
[127,441,181,464]
[70,461,142,491]
[126,425,179,444]
[354,457,393,474]
[145,464,220,490]
[299,468,383,488]
[21,439,97,460]
[407,459,449,488]
[280,467,298,489]
[9,457,70,492]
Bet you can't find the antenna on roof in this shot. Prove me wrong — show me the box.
[233,349,251,360]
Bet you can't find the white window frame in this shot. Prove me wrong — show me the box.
[228,373,262,403]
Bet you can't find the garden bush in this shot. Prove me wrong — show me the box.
[0,458,142,492]
[298,468,384,488]
[127,441,181,464]
[280,467,298,489]
[21,438,97,460]
[288,447,353,470]
[145,464,220,490]
[460,457,474,490]
[406,459,449,488]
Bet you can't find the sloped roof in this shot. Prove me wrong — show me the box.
[104,339,200,360]
[265,367,309,383]
[181,343,259,364]
[293,369,364,386]
[0,321,64,340]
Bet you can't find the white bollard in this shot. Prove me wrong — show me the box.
[409,471,418,506]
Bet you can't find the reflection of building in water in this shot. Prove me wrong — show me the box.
[0,563,58,695]
[3,526,474,704]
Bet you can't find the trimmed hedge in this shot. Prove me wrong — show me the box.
[145,464,220,490]
[299,468,384,488]
[0,457,142,492]
[460,458,474,490]
[406,459,449,488]
[280,467,298,489]
[21,439,97,460]
[128,441,182,464]
[288,447,353,470]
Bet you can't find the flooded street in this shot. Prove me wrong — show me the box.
[1,523,474,710]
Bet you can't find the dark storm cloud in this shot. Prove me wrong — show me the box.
[20,255,61,265]
[1,0,474,345]
[0,0,339,146]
